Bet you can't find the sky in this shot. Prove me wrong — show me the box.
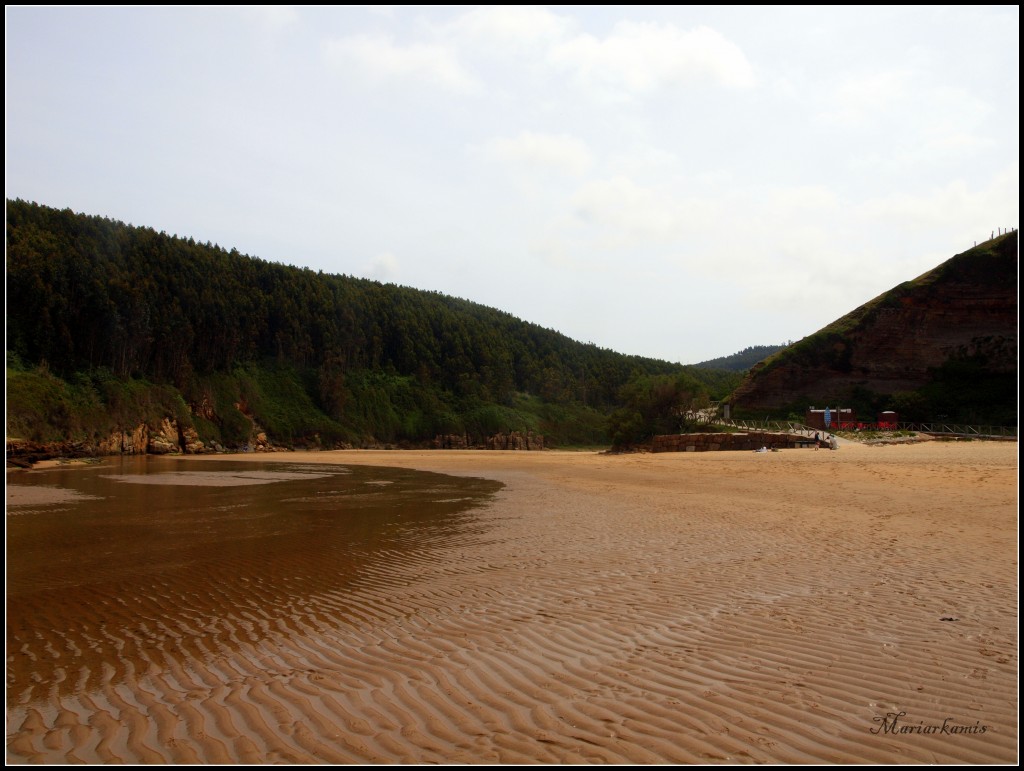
[5,5,1019,365]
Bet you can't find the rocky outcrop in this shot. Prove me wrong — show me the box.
[190,397,217,423]
[230,401,279,453]
[182,426,205,454]
[6,439,86,467]
[248,431,276,452]
[730,232,1018,414]
[485,431,543,450]
[434,434,472,449]
[432,431,545,450]
[148,418,180,455]
[95,423,149,456]
[6,418,215,467]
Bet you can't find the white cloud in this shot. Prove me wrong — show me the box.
[606,146,681,178]
[917,131,994,159]
[559,177,865,313]
[477,131,593,176]
[240,6,299,29]
[322,34,479,93]
[762,185,840,214]
[857,169,1018,238]
[322,16,754,100]
[571,176,679,240]
[569,176,724,246]
[362,6,397,18]
[364,251,400,281]
[528,229,593,272]
[836,79,999,181]
[444,5,574,52]
[549,22,756,95]
[817,69,911,125]
[909,86,995,160]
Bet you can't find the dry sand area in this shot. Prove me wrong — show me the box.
[7,440,1018,763]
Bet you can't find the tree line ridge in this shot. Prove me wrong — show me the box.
[6,199,739,450]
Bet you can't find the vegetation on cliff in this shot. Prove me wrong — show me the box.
[6,199,739,450]
[607,371,715,448]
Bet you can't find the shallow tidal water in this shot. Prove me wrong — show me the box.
[7,457,502,714]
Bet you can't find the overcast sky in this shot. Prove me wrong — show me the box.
[6,6,1019,364]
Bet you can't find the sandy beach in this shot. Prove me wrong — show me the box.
[6,440,1018,764]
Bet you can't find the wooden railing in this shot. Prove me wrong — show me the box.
[723,419,819,435]
[897,422,1017,438]
[721,419,1016,439]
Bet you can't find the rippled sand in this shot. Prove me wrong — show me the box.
[7,442,1018,763]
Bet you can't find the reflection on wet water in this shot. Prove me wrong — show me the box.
[6,457,502,705]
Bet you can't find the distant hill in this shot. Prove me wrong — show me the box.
[6,199,738,451]
[728,232,1018,424]
[694,345,787,372]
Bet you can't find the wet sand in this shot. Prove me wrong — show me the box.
[7,441,1018,763]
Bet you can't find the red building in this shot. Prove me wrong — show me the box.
[876,411,899,429]
[805,407,901,431]
[805,407,856,431]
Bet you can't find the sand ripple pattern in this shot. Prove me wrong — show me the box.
[7,446,1017,764]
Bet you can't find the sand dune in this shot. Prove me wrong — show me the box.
[6,441,1017,763]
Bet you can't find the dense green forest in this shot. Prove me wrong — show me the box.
[694,344,787,372]
[6,200,741,449]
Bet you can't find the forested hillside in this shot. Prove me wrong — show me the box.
[694,345,786,372]
[6,200,739,449]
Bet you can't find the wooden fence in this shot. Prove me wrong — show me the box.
[723,419,1017,439]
